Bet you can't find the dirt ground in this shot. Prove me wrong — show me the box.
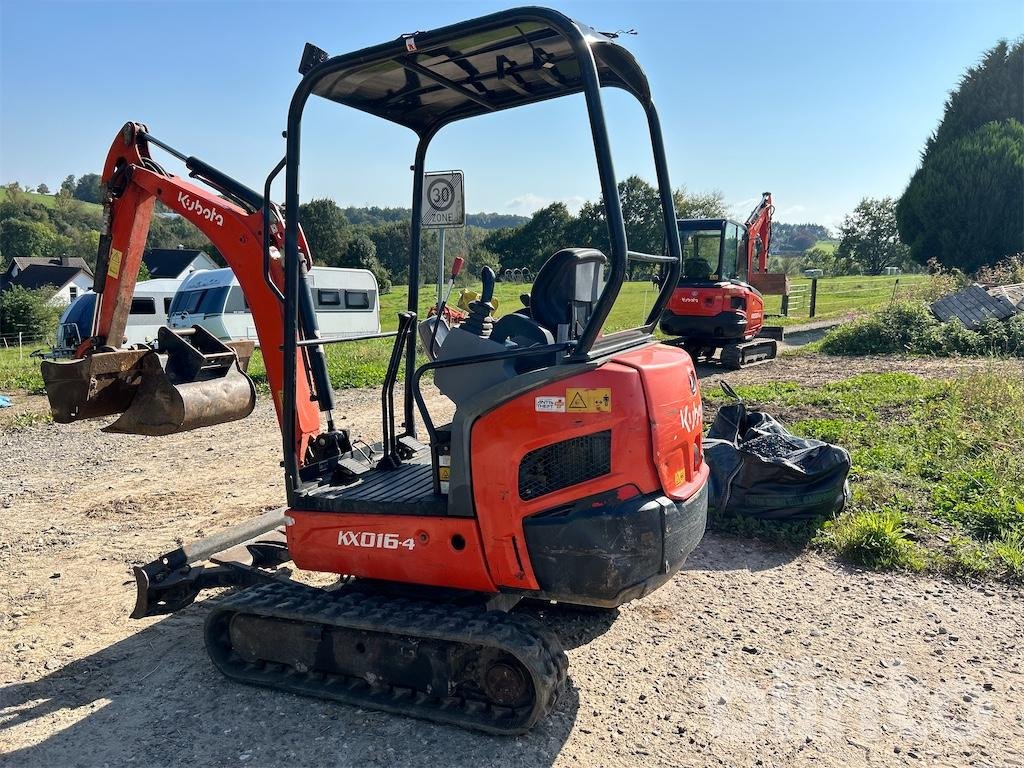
[2,354,1022,767]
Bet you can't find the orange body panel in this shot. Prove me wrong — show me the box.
[666,283,766,341]
[287,342,706,594]
[471,361,661,590]
[287,512,497,593]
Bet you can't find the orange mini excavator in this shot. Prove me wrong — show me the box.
[660,193,788,368]
[40,8,709,734]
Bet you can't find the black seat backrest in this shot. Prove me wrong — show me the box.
[529,248,607,341]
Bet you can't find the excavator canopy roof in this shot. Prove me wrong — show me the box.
[304,7,652,136]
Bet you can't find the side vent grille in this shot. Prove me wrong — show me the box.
[518,430,611,501]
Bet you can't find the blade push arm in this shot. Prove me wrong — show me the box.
[90,122,323,460]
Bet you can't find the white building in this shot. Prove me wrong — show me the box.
[0,256,94,306]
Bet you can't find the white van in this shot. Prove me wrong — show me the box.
[56,278,183,351]
[168,267,380,342]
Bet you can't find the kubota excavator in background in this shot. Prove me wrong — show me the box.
[660,192,789,368]
[40,9,709,734]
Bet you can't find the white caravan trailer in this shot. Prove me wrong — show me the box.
[55,278,183,351]
[168,267,380,341]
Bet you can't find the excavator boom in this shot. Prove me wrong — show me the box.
[40,123,323,456]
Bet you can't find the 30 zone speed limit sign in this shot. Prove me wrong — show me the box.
[421,171,465,228]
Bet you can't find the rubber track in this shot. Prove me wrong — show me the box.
[205,581,568,735]
[721,338,777,369]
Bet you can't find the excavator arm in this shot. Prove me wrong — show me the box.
[744,191,774,274]
[41,123,324,460]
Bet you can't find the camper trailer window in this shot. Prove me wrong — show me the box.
[318,289,342,306]
[345,290,371,310]
[225,286,248,313]
[164,298,173,315]
[130,297,157,315]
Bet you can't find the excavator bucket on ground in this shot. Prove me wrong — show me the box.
[41,325,256,436]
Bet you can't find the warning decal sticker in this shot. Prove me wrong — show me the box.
[565,387,612,413]
[107,248,123,279]
[535,396,566,413]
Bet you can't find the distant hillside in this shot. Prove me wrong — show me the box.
[0,188,102,214]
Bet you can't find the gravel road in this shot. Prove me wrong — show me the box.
[1,355,1022,767]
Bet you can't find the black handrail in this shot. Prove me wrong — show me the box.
[379,312,416,468]
[261,157,287,303]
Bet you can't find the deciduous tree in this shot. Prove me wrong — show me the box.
[836,197,910,275]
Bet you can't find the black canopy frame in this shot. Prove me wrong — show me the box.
[278,6,683,494]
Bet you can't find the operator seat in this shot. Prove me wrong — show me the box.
[683,257,712,280]
[504,248,607,343]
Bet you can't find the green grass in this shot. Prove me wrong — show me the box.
[705,371,1024,580]
[0,187,102,213]
[763,274,931,326]
[0,346,47,393]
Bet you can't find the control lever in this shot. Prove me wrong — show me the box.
[427,256,465,357]
[461,267,497,338]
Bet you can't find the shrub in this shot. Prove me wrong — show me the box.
[822,300,1024,358]
[820,301,937,355]
[0,284,64,340]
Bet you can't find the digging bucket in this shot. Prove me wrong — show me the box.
[41,326,256,436]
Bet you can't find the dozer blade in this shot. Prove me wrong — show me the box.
[41,326,257,436]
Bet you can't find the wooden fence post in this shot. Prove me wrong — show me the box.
[810,278,818,318]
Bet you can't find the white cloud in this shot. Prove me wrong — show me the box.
[778,204,807,217]
[503,193,588,216]
[504,193,550,215]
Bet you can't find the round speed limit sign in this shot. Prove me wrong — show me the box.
[422,171,464,228]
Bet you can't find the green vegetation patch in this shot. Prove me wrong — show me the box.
[705,371,1024,580]
[821,300,1024,357]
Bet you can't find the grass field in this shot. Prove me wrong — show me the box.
[0,188,102,213]
[704,371,1024,580]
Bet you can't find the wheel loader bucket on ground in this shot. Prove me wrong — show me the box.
[41,325,256,436]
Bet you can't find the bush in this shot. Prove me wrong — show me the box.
[821,300,1024,358]
[0,285,64,341]
[820,301,937,355]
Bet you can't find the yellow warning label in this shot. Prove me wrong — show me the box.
[674,468,687,486]
[565,387,612,413]
[107,248,123,279]
[438,466,451,481]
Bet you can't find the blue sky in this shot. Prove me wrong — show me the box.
[1,1,1021,228]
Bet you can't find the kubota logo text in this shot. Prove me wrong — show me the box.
[178,191,224,226]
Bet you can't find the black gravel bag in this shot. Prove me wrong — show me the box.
[703,383,851,520]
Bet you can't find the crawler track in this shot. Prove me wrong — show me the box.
[720,338,778,369]
[205,581,568,735]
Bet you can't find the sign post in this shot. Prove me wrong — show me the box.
[421,171,465,307]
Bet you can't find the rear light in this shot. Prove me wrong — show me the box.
[693,441,703,469]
